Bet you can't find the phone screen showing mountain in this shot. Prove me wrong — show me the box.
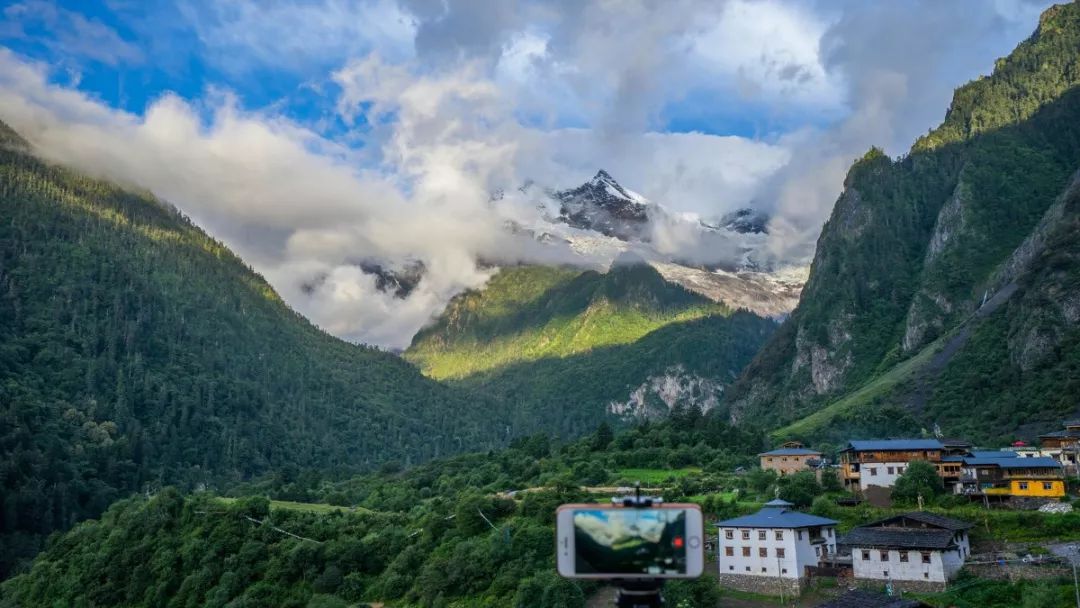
[572,508,687,575]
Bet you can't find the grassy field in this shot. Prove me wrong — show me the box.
[616,467,703,484]
[216,497,371,515]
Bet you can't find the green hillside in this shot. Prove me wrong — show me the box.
[728,2,1080,443]
[458,312,777,438]
[404,264,775,437]
[404,264,730,380]
[0,123,507,577]
[0,413,760,608]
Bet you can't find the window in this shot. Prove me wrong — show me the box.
[883,571,889,577]
[745,566,750,572]
[728,565,734,571]
[862,550,871,561]
[742,530,750,540]
[827,529,833,537]
[1043,482,1053,490]
[887,466,894,475]
[725,547,734,557]
[777,548,786,558]
[797,531,803,540]
[760,547,768,558]
[742,547,751,557]
[815,546,821,556]
[781,568,788,574]
[921,552,932,564]
[1019,482,1029,490]
[758,530,767,541]
[775,531,783,541]
[767,458,773,462]
[899,551,909,562]
[899,467,905,474]
[782,457,788,462]
[725,530,734,540]
[761,567,767,573]
[880,551,889,561]
[869,467,877,476]
[923,573,929,579]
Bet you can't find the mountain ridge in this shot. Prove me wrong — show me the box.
[726,2,1080,443]
[0,121,510,576]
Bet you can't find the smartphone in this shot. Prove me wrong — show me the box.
[555,503,704,579]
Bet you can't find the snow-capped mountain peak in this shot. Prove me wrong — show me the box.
[554,170,651,241]
[589,169,649,205]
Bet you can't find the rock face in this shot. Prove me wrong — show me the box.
[715,208,770,234]
[724,4,1080,439]
[359,260,426,298]
[607,366,723,420]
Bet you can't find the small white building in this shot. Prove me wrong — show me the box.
[715,499,838,595]
[841,512,973,593]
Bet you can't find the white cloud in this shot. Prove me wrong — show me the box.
[689,0,843,110]
[0,0,1056,348]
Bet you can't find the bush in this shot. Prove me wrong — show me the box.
[891,460,943,505]
[811,495,838,519]
[778,472,823,508]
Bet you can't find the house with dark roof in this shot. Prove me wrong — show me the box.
[958,455,1065,498]
[841,512,973,592]
[715,499,838,595]
[838,440,964,494]
[1035,420,1080,474]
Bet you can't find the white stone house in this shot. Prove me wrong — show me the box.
[841,512,973,593]
[715,499,838,595]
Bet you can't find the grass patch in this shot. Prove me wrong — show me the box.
[616,468,702,484]
[217,497,371,515]
[772,335,943,440]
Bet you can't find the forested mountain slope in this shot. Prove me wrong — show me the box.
[726,2,1080,443]
[0,122,506,577]
[0,412,756,608]
[405,263,733,379]
[405,264,776,435]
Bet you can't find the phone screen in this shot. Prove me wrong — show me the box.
[571,507,689,576]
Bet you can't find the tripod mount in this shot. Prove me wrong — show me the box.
[612,485,665,607]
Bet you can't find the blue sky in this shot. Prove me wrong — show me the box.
[1,0,852,139]
[0,0,1056,346]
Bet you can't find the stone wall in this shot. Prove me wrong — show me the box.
[716,573,803,596]
[855,578,946,594]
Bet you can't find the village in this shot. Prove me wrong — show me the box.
[709,420,1080,607]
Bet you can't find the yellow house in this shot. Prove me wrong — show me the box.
[959,455,1066,499]
[1008,478,1066,498]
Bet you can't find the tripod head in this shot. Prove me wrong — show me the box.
[613,485,666,607]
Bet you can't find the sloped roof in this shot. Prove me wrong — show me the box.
[969,450,1018,459]
[845,439,943,451]
[875,511,974,531]
[760,448,822,456]
[1039,429,1080,438]
[716,502,837,529]
[963,456,1062,469]
[815,589,929,608]
[841,527,956,550]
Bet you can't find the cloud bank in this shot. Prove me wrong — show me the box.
[0,0,1053,348]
